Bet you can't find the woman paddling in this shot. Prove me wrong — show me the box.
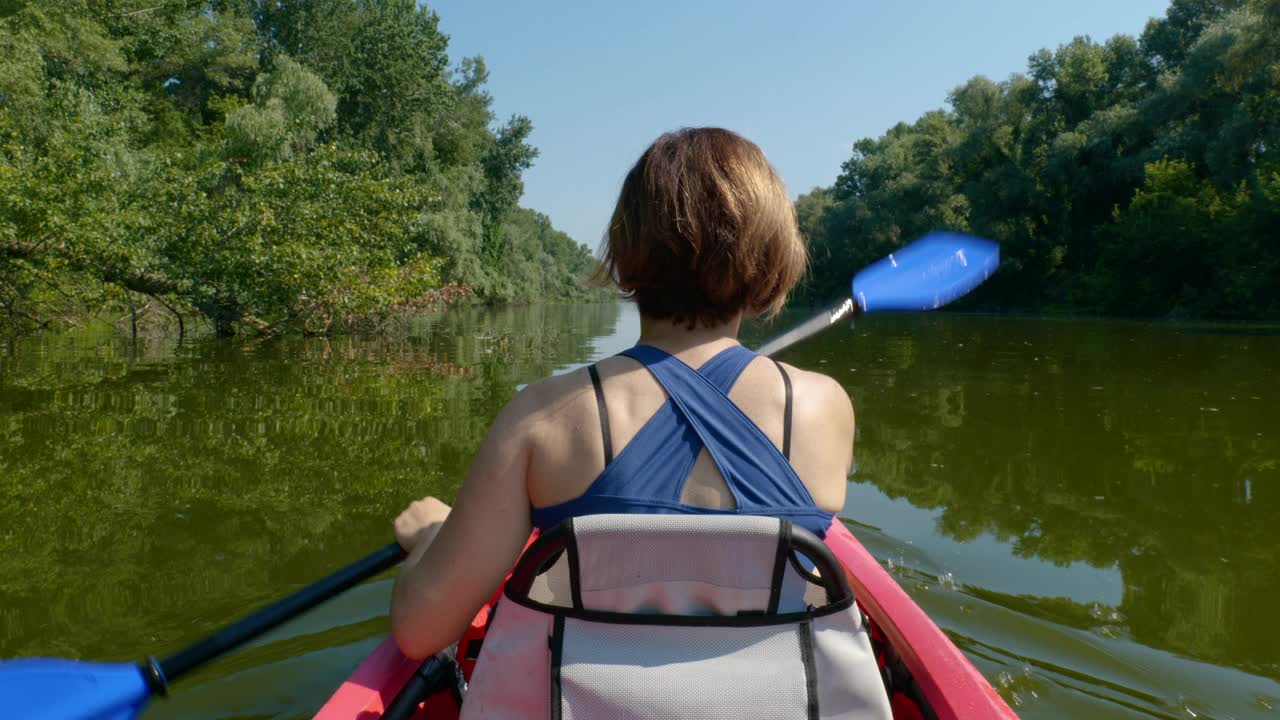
[390,127,857,660]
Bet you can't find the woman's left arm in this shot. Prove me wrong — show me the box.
[389,388,539,660]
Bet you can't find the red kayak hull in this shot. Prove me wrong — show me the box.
[314,519,1017,719]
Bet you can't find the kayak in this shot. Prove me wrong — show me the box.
[314,518,1017,719]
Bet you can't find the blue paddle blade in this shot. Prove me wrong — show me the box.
[0,658,151,720]
[851,231,999,312]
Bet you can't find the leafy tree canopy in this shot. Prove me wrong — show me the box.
[798,0,1279,320]
[0,0,601,336]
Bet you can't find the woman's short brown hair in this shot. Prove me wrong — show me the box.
[595,128,807,327]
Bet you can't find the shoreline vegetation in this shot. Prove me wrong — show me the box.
[3,1,1276,341]
[0,0,605,339]
[794,0,1278,321]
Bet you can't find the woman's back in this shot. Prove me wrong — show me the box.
[523,337,854,519]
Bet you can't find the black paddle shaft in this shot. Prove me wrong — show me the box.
[140,542,408,695]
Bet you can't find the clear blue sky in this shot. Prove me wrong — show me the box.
[432,0,1172,248]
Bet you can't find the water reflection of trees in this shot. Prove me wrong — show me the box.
[0,303,619,660]
[789,314,1279,678]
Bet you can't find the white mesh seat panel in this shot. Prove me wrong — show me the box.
[559,619,811,720]
[460,601,552,720]
[813,611,893,718]
[580,580,772,615]
[572,515,783,605]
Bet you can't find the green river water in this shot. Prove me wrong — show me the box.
[1,302,1278,719]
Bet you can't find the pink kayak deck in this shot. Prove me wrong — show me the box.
[314,518,1016,719]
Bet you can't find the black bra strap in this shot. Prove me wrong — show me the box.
[588,365,614,465]
[772,360,793,460]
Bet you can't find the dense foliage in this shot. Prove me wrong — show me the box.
[0,1,601,336]
[797,0,1279,319]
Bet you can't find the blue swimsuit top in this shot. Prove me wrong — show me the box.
[530,344,834,538]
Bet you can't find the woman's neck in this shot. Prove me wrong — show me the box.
[636,313,742,356]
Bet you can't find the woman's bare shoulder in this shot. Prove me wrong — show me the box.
[776,362,854,424]
[774,362,855,513]
[503,367,596,427]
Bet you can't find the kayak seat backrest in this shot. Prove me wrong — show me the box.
[513,514,836,615]
[460,514,893,720]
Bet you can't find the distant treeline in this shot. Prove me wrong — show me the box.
[0,1,604,337]
[795,0,1279,320]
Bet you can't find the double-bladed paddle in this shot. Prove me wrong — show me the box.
[0,230,998,720]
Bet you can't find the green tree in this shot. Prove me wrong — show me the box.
[224,56,338,162]
[1,0,589,336]
[477,115,538,260]
[800,0,1278,319]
